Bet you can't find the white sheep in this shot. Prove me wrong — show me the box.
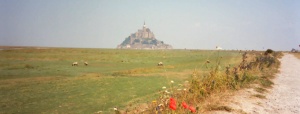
[84,62,88,66]
[157,62,163,66]
[72,62,78,66]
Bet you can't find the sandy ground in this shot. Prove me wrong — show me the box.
[209,53,300,114]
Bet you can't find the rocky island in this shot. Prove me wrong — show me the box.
[117,22,172,49]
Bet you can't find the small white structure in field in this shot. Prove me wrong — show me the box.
[216,46,223,50]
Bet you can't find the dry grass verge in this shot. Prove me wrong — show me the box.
[128,49,282,114]
[292,53,300,59]
[252,94,266,99]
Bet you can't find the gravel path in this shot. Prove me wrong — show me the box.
[263,53,300,113]
[210,53,300,114]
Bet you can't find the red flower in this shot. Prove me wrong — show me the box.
[169,98,176,110]
[189,105,196,113]
[182,102,189,109]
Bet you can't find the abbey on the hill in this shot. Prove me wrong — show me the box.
[132,22,155,39]
[117,22,172,49]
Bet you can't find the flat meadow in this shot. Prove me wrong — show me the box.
[0,47,243,113]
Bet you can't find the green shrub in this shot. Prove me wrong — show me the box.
[264,49,274,55]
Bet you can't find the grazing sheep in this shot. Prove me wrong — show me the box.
[84,62,88,66]
[157,62,163,66]
[206,60,210,63]
[72,62,78,66]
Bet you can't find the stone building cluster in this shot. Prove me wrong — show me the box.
[132,22,155,39]
[117,22,172,49]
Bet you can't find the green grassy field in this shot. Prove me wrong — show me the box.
[0,47,242,113]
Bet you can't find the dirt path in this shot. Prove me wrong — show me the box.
[263,53,300,113]
[211,53,300,114]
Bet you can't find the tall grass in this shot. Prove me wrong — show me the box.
[292,52,300,59]
[138,50,282,114]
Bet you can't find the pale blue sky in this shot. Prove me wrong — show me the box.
[0,0,299,50]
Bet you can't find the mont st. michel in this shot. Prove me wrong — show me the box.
[117,22,173,49]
